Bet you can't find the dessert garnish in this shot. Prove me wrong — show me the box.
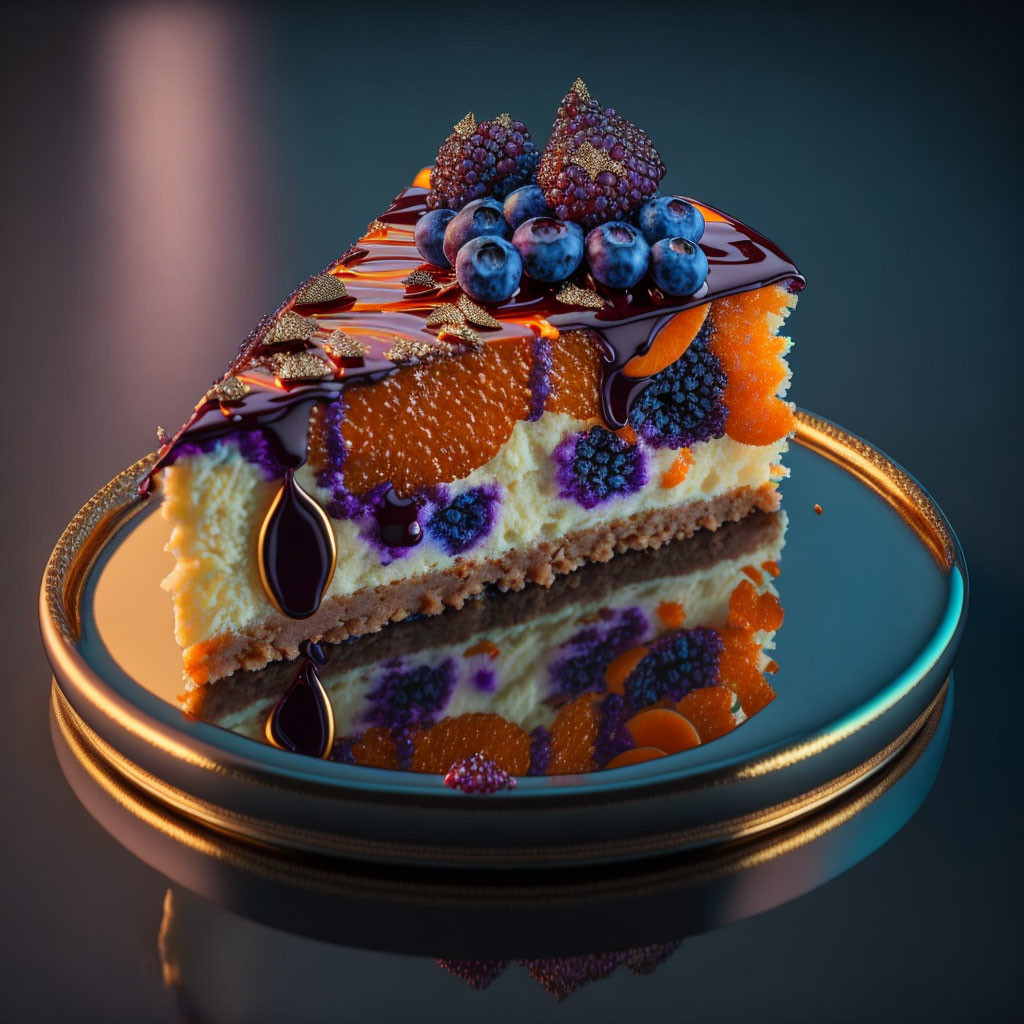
[442,753,517,794]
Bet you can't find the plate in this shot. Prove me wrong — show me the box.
[41,411,967,868]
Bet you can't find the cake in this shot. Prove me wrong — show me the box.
[149,80,803,706]
[188,509,786,768]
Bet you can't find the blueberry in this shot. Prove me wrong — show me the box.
[637,196,705,245]
[414,208,456,268]
[584,221,650,290]
[503,184,552,229]
[442,197,509,266]
[512,217,584,283]
[649,236,709,296]
[455,236,522,303]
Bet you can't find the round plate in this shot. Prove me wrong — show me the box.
[41,411,967,868]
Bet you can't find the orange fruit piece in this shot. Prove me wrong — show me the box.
[728,579,784,632]
[336,337,534,495]
[675,686,737,743]
[624,708,701,754]
[350,727,399,770]
[412,166,432,188]
[605,746,667,769]
[661,447,694,489]
[545,328,603,421]
[762,560,781,578]
[657,601,686,630]
[718,627,776,715]
[623,304,709,379]
[548,693,602,774]
[604,645,649,695]
[411,712,531,776]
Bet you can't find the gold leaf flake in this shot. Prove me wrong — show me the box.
[492,112,514,130]
[207,376,250,403]
[295,274,347,305]
[457,294,503,329]
[365,219,388,236]
[324,329,368,359]
[555,283,608,309]
[271,352,332,381]
[438,324,483,349]
[265,310,319,345]
[570,78,591,102]
[570,140,625,182]
[453,112,476,139]
[425,303,466,327]
[402,269,441,290]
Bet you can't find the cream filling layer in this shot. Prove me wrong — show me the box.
[160,412,787,654]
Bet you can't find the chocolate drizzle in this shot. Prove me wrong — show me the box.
[265,640,333,758]
[258,469,336,618]
[147,185,802,624]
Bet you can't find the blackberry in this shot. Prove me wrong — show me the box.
[550,607,648,699]
[527,725,552,776]
[366,659,457,731]
[427,485,499,555]
[427,112,539,212]
[629,324,728,448]
[537,79,665,229]
[443,753,517,794]
[593,692,633,768]
[623,627,723,711]
[553,426,648,509]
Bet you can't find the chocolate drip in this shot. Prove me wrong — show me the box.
[259,469,336,618]
[377,486,423,548]
[266,640,333,758]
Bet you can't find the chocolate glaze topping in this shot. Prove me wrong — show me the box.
[266,640,333,758]
[146,186,802,624]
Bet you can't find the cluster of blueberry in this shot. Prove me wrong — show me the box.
[415,185,709,305]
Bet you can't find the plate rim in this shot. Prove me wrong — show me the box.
[40,409,969,809]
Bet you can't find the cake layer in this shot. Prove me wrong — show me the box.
[191,510,786,777]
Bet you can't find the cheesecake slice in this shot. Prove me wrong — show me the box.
[189,510,786,771]
[150,82,802,693]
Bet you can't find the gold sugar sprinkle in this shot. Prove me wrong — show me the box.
[492,112,514,130]
[570,140,625,181]
[402,269,441,290]
[208,376,250,403]
[570,78,591,101]
[156,426,170,445]
[425,303,465,327]
[295,274,347,305]
[324,329,369,358]
[271,352,332,381]
[384,338,436,364]
[453,112,476,139]
[457,294,503,329]
[555,283,608,309]
[265,310,319,344]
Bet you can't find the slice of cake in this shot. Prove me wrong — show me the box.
[149,80,803,694]
[189,510,786,768]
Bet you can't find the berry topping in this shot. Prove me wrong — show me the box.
[443,752,518,794]
[426,485,500,555]
[512,217,585,283]
[435,959,510,989]
[649,236,709,296]
[623,627,723,711]
[414,208,457,268]
[442,197,510,265]
[537,80,665,229]
[503,183,553,229]
[584,221,650,289]
[628,325,727,448]
[637,196,705,244]
[427,112,539,212]
[553,426,648,508]
[455,236,522,303]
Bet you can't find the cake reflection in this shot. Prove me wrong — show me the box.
[186,509,786,779]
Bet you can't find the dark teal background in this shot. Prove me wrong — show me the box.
[1,1,1019,1020]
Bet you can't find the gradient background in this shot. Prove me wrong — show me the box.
[2,1,1020,1020]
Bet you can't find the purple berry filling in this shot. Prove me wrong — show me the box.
[426,484,500,556]
[553,427,648,509]
[593,693,633,768]
[365,658,457,732]
[528,725,552,776]
[166,429,287,481]
[623,627,723,711]
[549,607,648,699]
[471,667,498,693]
[528,334,552,421]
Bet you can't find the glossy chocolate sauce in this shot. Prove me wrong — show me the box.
[147,186,802,635]
[266,640,333,757]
